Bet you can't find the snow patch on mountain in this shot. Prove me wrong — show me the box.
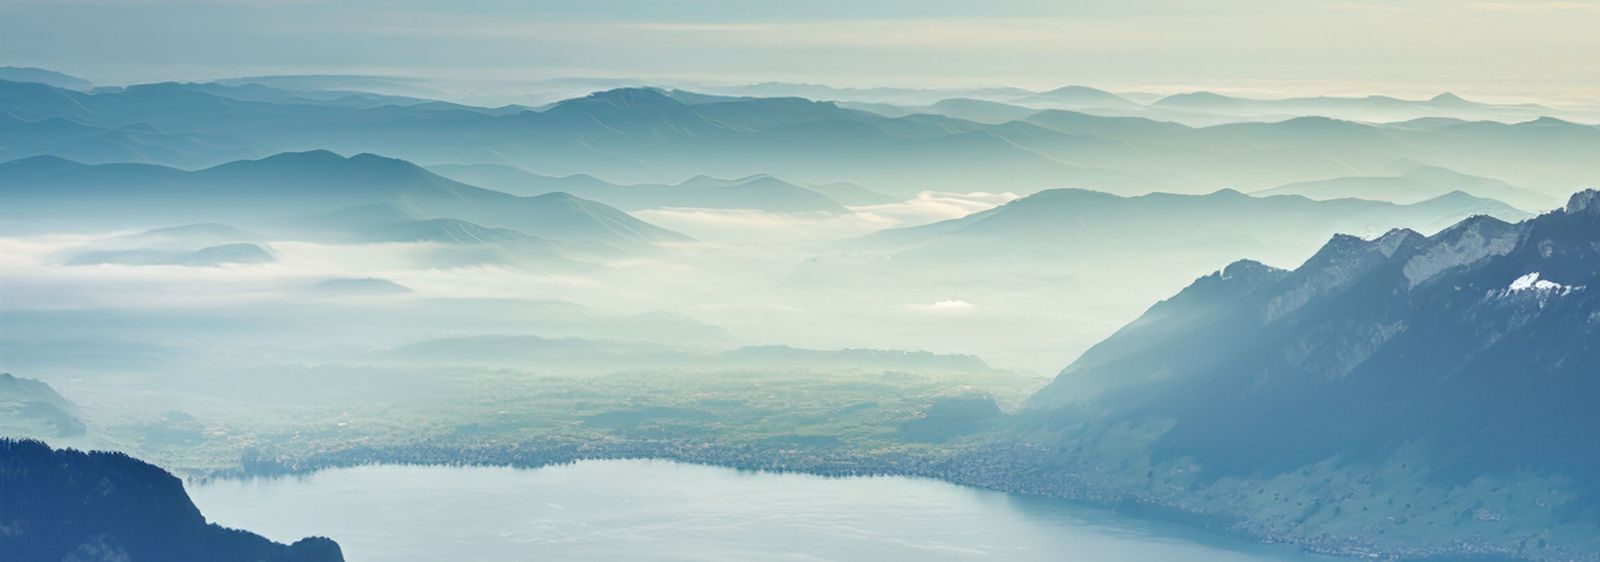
[1502,272,1583,297]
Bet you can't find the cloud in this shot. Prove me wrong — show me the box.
[0,234,509,308]
[630,208,889,244]
[626,191,1017,245]
[907,299,977,314]
[851,191,1018,228]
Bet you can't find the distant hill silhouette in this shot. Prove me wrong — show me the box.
[850,187,1528,268]
[1152,90,1552,121]
[0,67,92,90]
[1257,160,1557,210]
[0,151,686,248]
[1017,85,1141,109]
[5,77,1596,196]
[68,243,276,267]
[431,164,852,214]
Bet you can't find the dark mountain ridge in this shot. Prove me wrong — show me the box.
[1,439,344,562]
[1017,189,1600,561]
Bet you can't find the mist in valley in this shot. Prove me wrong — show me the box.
[4,4,1600,560]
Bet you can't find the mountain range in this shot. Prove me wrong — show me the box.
[1016,189,1600,561]
[782,81,1571,126]
[0,66,92,90]
[6,64,1599,562]
[429,164,856,214]
[1148,90,1554,123]
[1007,112,1600,197]
[699,81,1566,122]
[0,110,263,168]
[846,187,1529,272]
[0,78,1100,193]
[1257,160,1559,210]
[6,77,1597,199]
[781,187,1535,371]
[0,151,686,250]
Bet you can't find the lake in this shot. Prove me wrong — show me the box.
[189,459,1333,562]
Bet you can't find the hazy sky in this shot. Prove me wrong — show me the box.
[4,0,1599,101]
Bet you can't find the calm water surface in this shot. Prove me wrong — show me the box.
[189,459,1334,562]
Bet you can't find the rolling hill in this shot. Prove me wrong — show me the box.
[1257,161,1558,210]
[0,66,92,90]
[1151,90,1556,123]
[430,164,852,214]
[0,151,687,248]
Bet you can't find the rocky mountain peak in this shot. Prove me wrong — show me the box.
[1565,189,1600,216]
[1220,259,1283,281]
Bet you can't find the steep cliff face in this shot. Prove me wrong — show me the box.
[1021,190,1600,560]
[0,439,344,562]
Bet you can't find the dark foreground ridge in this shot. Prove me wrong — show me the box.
[0,439,343,562]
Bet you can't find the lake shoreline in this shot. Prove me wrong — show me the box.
[190,457,1333,562]
[189,440,1532,562]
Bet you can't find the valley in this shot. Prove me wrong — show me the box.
[3,57,1599,562]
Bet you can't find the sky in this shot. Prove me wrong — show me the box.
[4,0,1600,101]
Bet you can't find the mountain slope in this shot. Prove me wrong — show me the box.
[0,374,85,438]
[0,67,92,90]
[0,114,262,167]
[1,439,344,562]
[1018,190,1600,561]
